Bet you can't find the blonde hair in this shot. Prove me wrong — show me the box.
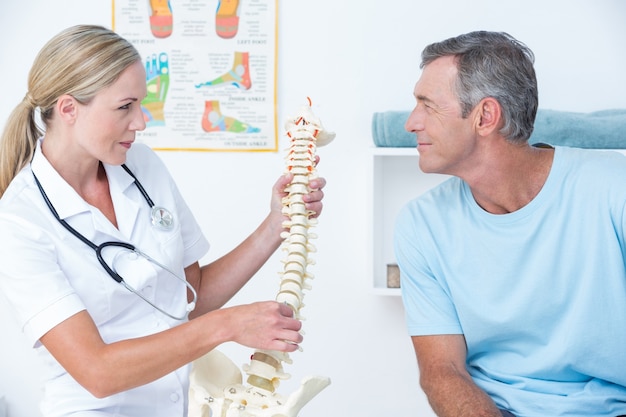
[0,25,141,197]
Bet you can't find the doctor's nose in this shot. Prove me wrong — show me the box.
[130,104,147,132]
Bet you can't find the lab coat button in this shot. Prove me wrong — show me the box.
[170,392,180,402]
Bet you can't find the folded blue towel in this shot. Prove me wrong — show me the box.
[371,111,415,147]
[372,109,626,149]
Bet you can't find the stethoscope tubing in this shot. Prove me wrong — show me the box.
[31,165,196,321]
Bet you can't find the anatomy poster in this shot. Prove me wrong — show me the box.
[112,0,278,151]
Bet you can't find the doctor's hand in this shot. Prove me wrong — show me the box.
[221,301,303,352]
[271,156,326,220]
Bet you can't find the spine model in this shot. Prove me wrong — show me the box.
[244,97,335,395]
[188,99,335,417]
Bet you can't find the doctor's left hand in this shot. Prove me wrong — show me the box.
[271,156,326,220]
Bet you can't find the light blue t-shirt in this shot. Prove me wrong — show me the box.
[394,146,626,417]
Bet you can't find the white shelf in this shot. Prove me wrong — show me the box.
[371,287,404,296]
[369,148,449,295]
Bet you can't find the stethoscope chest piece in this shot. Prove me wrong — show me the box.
[151,206,174,230]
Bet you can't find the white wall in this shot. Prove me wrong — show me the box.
[1,1,625,416]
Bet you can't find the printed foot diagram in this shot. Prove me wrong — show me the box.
[202,100,260,134]
[215,0,240,39]
[149,0,173,38]
[142,52,170,127]
[195,51,251,90]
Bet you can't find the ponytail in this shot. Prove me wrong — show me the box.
[0,96,42,197]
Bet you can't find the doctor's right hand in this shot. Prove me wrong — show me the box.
[219,301,303,352]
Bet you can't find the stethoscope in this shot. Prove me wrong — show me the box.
[31,164,197,321]
[120,164,175,230]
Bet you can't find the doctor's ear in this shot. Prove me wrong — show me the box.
[55,94,79,123]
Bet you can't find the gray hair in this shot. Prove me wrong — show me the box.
[421,31,538,143]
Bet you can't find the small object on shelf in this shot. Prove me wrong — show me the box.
[387,264,400,288]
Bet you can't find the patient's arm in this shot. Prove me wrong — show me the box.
[412,334,502,417]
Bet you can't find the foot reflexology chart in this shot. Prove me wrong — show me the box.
[113,0,278,151]
[189,98,335,417]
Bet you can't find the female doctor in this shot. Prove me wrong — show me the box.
[0,25,326,416]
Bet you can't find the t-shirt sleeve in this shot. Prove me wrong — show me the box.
[394,202,463,336]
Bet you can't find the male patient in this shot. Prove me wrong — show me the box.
[394,31,626,417]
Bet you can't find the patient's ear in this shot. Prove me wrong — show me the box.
[56,95,78,124]
[475,97,502,136]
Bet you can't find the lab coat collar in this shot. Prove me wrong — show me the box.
[31,140,87,221]
[31,139,136,224]
[102,162,140,236]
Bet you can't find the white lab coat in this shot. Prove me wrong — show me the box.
[0,140,210,417]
